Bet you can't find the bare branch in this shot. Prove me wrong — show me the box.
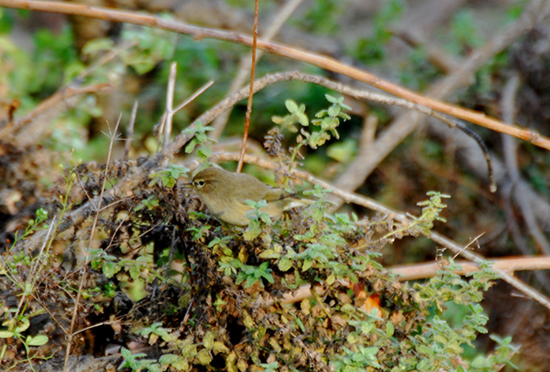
[124,101,138,161]
[0,83,112,138]
[236,0,260,173]
[211,0,305,140]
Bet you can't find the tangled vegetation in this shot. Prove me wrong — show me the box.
[1,97,517,371]
[3,0,549,371]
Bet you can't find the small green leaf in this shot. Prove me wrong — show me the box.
[0,331,15,338]
[129,265,141,280]
[27,334,49,346]
[16,318,30,333]
[385,321,394,337]
[103,261,121,278]
[278,257,292,272]
[197,349,212,365]
[285,99,299,113]
[347,333,359,344]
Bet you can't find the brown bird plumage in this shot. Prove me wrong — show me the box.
[189,167,313,226]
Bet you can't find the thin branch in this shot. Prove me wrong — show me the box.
[173,80,214,113]
[392,256,550,281]
[157,68,214,150]
[162,62,178,149]
[236,0,260,173]
[454,122,497,192]
[0,83,112,138]
[124,101,138,161]
[258,73,497,193]
[211,0,304,140]
[1,0,550,148]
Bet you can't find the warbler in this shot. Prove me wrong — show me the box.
[188,167,313,226]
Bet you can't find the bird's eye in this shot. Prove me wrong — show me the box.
[196,180,206,188]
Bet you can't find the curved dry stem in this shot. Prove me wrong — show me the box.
[0,83,112,138]
[14,70,483,252]
[14,72,301,255]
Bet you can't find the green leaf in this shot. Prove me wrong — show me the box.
[16,318,30,333]
[278,257,292,272]
[159,354,179,364]
[302,259,313,271]
[285,99,299,113]
[385,321,394,337]
[197,349,212,365]
[0,331,15,338]
[203,331,215,349]
[129,265,141,280]
[103,261,121,278]
[27,334,49,346]
[185,139,198,154]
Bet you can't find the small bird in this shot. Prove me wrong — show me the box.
[188,167,313,226]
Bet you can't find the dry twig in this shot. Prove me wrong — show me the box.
[0,83,112,138]
[236,0,260,173]
[210,0,305,140]
[281,256,550,304]
[124,101,138,161]
[392,256,550,281]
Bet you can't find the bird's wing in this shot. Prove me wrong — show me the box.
[263,187,291,202]
[229,173,273,203]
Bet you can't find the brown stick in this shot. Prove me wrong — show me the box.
[236,0,259,173]
[281,256,550,304]
[392,256,550,280]
[1,0,549,149]
[0,83,112,138]
[210,0,305,140]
